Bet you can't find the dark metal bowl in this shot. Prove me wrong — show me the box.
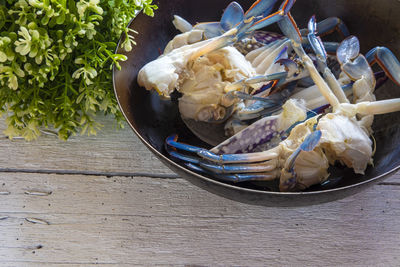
[113,0,400,206]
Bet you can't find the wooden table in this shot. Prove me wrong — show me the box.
[0,116,399,266]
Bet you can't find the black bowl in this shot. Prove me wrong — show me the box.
[113,0,400,206]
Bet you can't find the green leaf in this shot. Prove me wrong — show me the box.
[0,0,158,140]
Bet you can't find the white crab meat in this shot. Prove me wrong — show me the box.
[317,113,373,174]
[176,46,257,121]
[137,37,217,98]
[138,32,258,121]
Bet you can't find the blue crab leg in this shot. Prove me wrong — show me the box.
[200,143,281,164]
[165,143,202,164]
[166,138,278,181]
[365,46,400,86]
[300,17,350,38]
[165,135,206,154]
[307,15,349,103]
[278,13,341,109]
[186,131,321,183]
[166,134,280,170]
[185,163,277,182]
[302,41,340,55]
[233,83,296,120]
[244,0,278,19]
[245,0,296,34]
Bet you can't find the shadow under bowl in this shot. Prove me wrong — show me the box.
[113,0,400,206]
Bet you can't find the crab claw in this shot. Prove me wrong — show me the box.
[306,16,349,103]
[220,2,245,31]
[307,15,328,63]
[336,35,360,65]
[337,36,375,89]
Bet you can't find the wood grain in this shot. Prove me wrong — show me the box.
[0,172,399,266]
[0,117,174,175]
[0,116,399,266]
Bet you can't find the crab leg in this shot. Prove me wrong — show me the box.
[337,36,376,89]
[166,141,278,182]
[200,160,277,173]
[166,133,281,163]
[345,98,400,116]
[278,14,341,109]
[365,46,400,86]
[185,163,277,182]
[166,134,281,172]
[307,16,349,104]
[300,17,350,39]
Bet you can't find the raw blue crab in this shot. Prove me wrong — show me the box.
[163,11,400,192]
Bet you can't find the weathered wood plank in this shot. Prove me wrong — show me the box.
[0,173,399,265]
[0,117,174,175]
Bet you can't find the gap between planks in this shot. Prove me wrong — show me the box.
[0,168,179,179]
[0,168,399,186]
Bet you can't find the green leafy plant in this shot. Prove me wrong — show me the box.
[0,0,157,140]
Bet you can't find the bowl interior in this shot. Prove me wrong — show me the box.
[114,0,400,196]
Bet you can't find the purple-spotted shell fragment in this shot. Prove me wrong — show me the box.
[211,116,284,154]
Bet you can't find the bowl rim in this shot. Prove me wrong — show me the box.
[112,13,400,197]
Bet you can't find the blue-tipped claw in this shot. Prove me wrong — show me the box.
[337,36,375,87]
[220,2,244,31]
[307,15,327,63]
[336,35,360,65]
